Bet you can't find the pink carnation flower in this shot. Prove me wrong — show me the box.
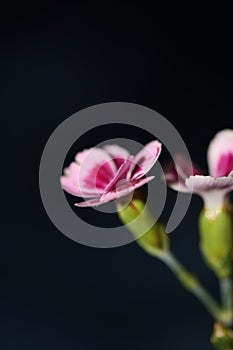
[164,129,233,211]
[61,141,162,207]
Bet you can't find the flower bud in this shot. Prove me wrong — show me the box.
[116,191,169,253]
[211,322,233,350]
[199,203,233,278]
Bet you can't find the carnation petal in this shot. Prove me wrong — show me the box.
[103,156,134,193]
[104,144,130,168]
[164,155,203,193]
[78,148,117,195]
[101,176,155,202]
[60,162,96,197]
[131,141,162,180]
[207,129,233,177]
[75,176,155,207]
[74,197,105,207]
[185,174,233,193]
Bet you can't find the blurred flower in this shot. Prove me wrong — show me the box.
[211,322,233,349]
[164,129,233,277]
[164,129,233,213]
[61,141,161,207]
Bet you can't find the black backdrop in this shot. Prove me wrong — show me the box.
[1,2,233,349]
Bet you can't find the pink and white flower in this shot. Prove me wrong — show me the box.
[164,129,233,212]
[61,141,162,207]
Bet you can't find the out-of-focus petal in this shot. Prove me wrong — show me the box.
[174,155,203,179]
[185,174,233,193]
[163,155,203,193]
[185,173,233,210]
[207,129,233,177]
[131,141,162,180]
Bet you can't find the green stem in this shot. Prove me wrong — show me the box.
[160,252,221,321]
[142,246,231,325]
[219,277,233,318]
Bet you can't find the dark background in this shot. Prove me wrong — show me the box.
[1,2,233,349]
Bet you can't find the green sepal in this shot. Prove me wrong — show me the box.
[116,191,169,253]
[198,205,233,278]
[211,323,233,350]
